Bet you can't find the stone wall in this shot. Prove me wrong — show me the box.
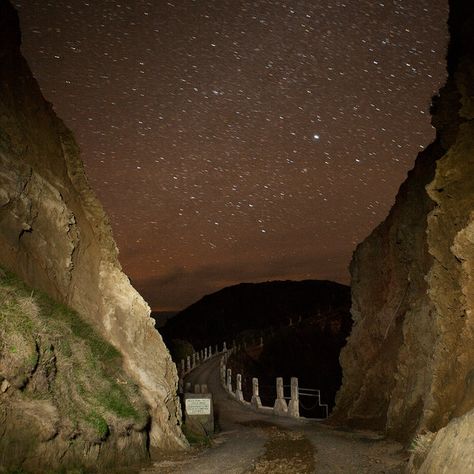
[332,0,474,451]
[0,0,186,461]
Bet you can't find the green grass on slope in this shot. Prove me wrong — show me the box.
[0,267,147,440]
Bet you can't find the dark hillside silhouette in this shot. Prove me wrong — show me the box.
[161,279,351,350]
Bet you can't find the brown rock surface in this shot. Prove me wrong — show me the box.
[0,0,186,469]
[332,0,474,462]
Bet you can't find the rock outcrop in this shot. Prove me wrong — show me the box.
[332,0,474,468]
[0,0,186,470]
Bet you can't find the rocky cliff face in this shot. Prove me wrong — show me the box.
[333,0,474,468]
[0,0,186,469]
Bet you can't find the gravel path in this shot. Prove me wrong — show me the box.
[142,355,407,473]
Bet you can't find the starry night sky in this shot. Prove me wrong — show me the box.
[13,0,448,311]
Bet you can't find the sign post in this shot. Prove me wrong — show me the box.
[183,392,214,437]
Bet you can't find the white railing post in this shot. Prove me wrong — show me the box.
[273,377,288,415]
[251,377,262,408]
[208,345,212,357]
[288,377,299,417]
[186,356,191,373]
[227,368,232,393]
[192,353,196,368]
[221,362,226,382]
[235,374,244,401]
[181,359,185,373]
[223,341,227,352]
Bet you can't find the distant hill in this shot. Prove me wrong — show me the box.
[161,279,351,350]
[151,311,177,328]
[161,279,352,414]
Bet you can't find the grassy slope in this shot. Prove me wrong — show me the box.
[0,267,147,443]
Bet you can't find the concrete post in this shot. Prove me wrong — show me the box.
[208,345,212,357]
[221,363,226,382]
[227,368,232,393]
[192,353,196,368]
[204,347,208,360]
[235,374,244,401]
[289,317,293,327]
[186,356,191,373]
[194,384,201,394]
[273,377,288,415]
[201,384,208,393]
[259,337,263,347]
[215,344,218,355]
[251,377,262,408]
[185,382,191,392]
[178,377,184,394]
[181,359,185,373]
[196,351,200,363]
[288,377,299,418]
[223,341,227,352]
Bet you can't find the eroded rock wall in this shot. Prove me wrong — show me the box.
[333,0,474,447]
[0,0,186,466]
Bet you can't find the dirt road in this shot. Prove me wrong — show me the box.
[142,355,406,473]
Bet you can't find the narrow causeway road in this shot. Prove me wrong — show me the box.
[142,355,406,473]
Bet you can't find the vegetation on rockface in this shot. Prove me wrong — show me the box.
[0,267,148,470]
[181,424,213,448]
[166,339,195,363]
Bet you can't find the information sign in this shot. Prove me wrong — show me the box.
[185,398,211,415]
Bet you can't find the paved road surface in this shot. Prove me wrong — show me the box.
[142,355,406,473]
